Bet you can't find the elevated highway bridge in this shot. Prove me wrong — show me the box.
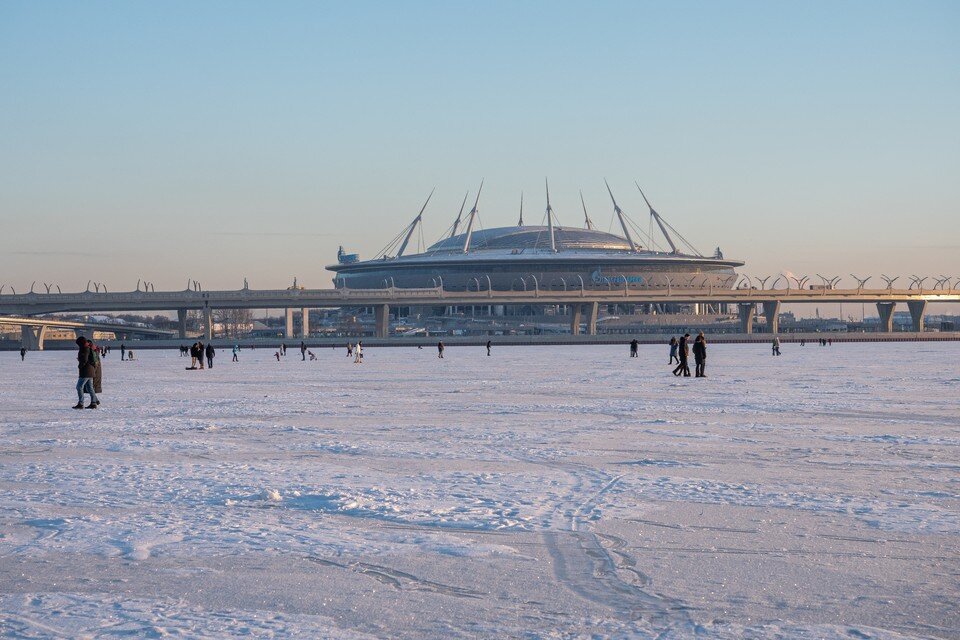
[1,315,176,350]
[2,285,958,346]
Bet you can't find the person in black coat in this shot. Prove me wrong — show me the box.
[189,342,201,369]
[74,337,99,409]
[630,339,639,358]
[692,332,707,377]
[672,333,691,377]
[205,343,215,369]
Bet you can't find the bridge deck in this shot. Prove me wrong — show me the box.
[2,286,958,315]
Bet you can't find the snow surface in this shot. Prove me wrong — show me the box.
[1,342,958,639]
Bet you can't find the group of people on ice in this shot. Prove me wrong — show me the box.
[346,341,364,363]
[666,333,708,377]
[186,341,215,369]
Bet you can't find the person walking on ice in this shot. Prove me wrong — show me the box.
[486,340,491,356]
[232,345,239,362]
[354,341,363,364]
[300,341,307,361]
[630,339,639,358]
[772,336,781,356]
[673,333,691,377]
[437,341,445,359]
[668,337,679,364]
[205,342,215,368]
[20,347,26,361]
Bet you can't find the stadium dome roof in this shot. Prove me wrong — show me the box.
[425,226,633,254]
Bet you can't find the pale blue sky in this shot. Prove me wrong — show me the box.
[1,1,958,298]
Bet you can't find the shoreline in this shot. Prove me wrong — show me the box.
[8,331,960,351]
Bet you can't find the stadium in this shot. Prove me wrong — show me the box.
[327,182,744,293]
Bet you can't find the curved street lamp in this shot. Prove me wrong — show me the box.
[817,274,841,289]
[881,274,899,290]
[850,274,871,290]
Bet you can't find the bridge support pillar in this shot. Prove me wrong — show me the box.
[876,302,895,332]
[21,325,43,351]
[586,302,599,336]
[907,300,926,332]
[738,303,756,334]
[374,304,390,338]
[763,301,781,333]
[203,306,213,341]
[570,304,583,335]
[301,308,310,338]
[177,309,188,339]
[284,308,294,339]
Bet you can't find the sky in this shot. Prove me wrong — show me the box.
[1,1,958,308]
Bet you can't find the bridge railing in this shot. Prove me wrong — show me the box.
[1,286,959,310]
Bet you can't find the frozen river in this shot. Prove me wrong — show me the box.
[1,342,957,638]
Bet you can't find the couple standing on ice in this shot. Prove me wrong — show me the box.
[74,336,102,409]
[187,341,214,369]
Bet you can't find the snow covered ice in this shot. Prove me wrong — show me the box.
[1,342,958,638]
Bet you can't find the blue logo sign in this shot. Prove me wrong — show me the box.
[591,269,644,285]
